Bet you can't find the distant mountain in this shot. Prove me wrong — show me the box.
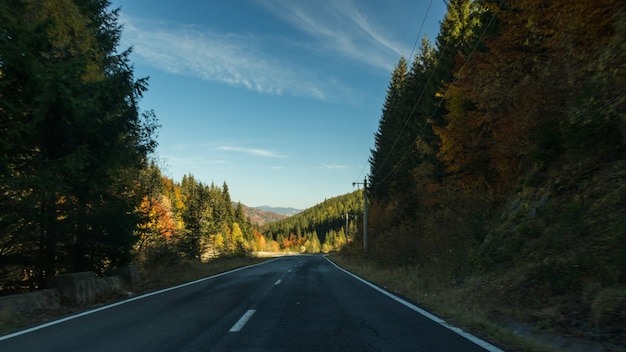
[238,204,292,226]
[254,206,302,216]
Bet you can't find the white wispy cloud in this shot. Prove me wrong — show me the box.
[321,163,350,170]
[118,14,346,100]
[261,0,407,71]
[217,146,285,158]
[158,155,227,180]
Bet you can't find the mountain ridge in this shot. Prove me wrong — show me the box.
[253,205,302,216]
[238,204,302,226]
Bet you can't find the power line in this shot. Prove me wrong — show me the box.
[370,36,450,183]
[367,0,451,182]
[354,0,433,183]
[372,0,505,186]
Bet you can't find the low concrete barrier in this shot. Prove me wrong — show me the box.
[0,265,140,324]
[47,272,125,305]
[0,289,60,319]
[107,264,140,288]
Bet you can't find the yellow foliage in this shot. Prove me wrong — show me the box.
[213,233,225,252]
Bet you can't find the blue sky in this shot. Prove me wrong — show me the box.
[110,0,448,210]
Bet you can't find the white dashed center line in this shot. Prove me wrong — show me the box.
[229,264,296,333]
[229,310,256,332]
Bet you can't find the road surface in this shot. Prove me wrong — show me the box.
[0,255,502,351]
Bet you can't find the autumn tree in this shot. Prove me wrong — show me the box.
[135,161,186,264]
[434,0,625,197]
[251,229,268,252]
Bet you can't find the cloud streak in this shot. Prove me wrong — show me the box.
[118,14,346,100]
[261,0,408,71]
[217,146,285,158]
[321,163,350,170]
[116,1,407,102]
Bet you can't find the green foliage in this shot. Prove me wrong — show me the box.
[591,287,626,328]
[611,218,626,282]
[141,241,182,269]
[175,176,252,260]
[132,166,260,264]
[262,191,363,253]
[369,57,409,200]
[0,0,158,288]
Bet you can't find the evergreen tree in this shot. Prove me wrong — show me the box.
[0,0,158,287]
[369,57,408,200]
[219,182,235,225]
[180,175,212,259]
[234,202,252,242]
[434,0,485,90]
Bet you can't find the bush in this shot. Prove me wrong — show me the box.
[140,243,181,268]
[591,287,626,328]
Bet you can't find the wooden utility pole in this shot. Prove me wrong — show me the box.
[363,177,368,252]
[353,177,369,253]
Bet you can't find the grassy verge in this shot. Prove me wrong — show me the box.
[329,254,558,352]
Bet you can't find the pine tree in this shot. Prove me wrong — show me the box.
[0,0,158,287]
[234,202,252,242]
[180,175,212,259]
[369,57,408,200]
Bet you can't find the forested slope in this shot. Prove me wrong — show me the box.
[360,0,625,344]
[239,204,289,226]
[262,190,363,253]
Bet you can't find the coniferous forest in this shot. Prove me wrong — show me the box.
[1,0,160,291]
[358,0,625,344]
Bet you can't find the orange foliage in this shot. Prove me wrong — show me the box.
[280,232,308,250]
[253,229,267,251]
[138,195,177,240]
[282,233,298,249]
[433,0,622,196]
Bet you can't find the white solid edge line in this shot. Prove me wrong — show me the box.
[0,258,280,342]
[324,256,504,352]
[228,309,256,332]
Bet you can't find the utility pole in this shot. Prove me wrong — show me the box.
[363,177,368,253]
[345,213,349,241]
[353,177,369,253]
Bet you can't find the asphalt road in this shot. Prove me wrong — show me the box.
[0,255,502,351]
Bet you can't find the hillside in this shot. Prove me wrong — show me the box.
[254,206,302,216]
[352,0,625,350]
[262,190,364,252]
[240,204,289,226]
[466,158,625,348]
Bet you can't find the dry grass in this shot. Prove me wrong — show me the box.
[138,256,269,292]
[329,254,557,352]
